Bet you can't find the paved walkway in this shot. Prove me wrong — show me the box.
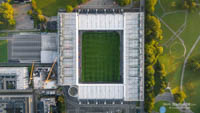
[155,92,174,103]
[13,4,34,30]
[157,15,187,57]
[180,35,200,90]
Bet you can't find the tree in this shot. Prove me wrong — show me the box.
[183,0,197,11]
[37,14,47,23]
[66,5,73,12]
[174,91,186,103]
[154,61,167,95]
[31,0,37,10]
[171,1,176,8]
[146,65,155,75]
[146,15,163,41]
[0,2,15,26]
[58,96,65,104]
[27,9,33,15]
[146,0,158,14]
[187,58,200,72]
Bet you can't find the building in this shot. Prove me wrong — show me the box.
[0,67,29,90]
[40,98,56,113]
[58,12,144,101]
[0,92,34,113]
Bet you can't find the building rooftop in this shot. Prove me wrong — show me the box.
[58,12,144,101]
[0,67,28,90]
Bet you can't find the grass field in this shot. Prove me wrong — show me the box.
[81,32,121,83]
[155,0,200,112]
[0,40,8,62]
[153,101,180,113]
[35,0,83,16]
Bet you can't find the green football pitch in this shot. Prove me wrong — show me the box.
[81,32,121,83]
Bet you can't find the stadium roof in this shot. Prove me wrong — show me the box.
[58,12,144,101]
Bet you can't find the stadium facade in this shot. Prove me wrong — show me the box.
[58,12,144,101]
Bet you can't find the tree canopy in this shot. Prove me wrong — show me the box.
[0,2,15,26]
[66,5,73,12]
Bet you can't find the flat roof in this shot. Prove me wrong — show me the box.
[0,67,29,89]
[58,12,144,101]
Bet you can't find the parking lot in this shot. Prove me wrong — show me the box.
[7,33,41,63]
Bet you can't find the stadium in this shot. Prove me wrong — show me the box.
[58,10,144,101]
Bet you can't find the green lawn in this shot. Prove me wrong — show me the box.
[81,32,121,83]
[0,32,8,37]
[35,0,83,16]
[153,101,180,113]
[0,40,8,62]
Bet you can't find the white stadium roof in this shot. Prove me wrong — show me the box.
[58,12,144,101]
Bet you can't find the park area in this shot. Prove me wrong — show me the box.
[81,32,121,83]
[155,0,200,112]
[35,0,85,16]
[0,40,8,63]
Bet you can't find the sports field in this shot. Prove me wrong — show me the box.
[81,32,121,83]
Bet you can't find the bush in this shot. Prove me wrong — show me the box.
[66,5,73,12]
[174,91,186,103]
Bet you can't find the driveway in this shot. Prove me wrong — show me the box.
[13,4,34,30]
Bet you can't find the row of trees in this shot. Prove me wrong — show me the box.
[28,0,47,29]
[145,0,167,112]
[0,1,15,28]
[116,0,131,6]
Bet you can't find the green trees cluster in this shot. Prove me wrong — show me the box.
[183,0,197,11]
[0,1,15,27]
[28,0,47,28]
[116,0,131,6]
[187,58,200,72]
[154,61,167,95]
[144,0,167,112]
